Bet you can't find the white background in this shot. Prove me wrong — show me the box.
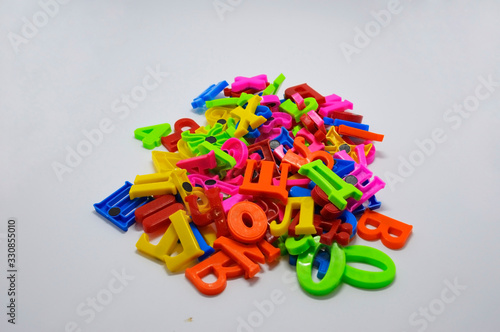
[1,0,500,331]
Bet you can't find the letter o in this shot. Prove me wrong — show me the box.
[96,289,113,306]
[227,202,268,243]
[429,298,445,315]
[247,311,264,328]
[463,96,479,112]
[131,86,147,102]
[227,202,267,243]
[365,21,381,37]
[408,150,425,167]
[76,140,93,157]
[33,12,49,27]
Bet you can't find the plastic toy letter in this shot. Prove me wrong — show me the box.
[270,197,316,237]
[129,171,178,199]
[356,209,413,250]
[262,73,286,96]
[279,97,319,122]
[298,160,362,210]
[134,123,172,149]
[136,210,204,272]
[213,236,265,279]
[239,160,290,203]
[296,237,345,296]
[285,234,316,256]
[227,202,268,243]
[342,245,396,289]
[230,95,267,138]
[185,251,244,296]
[93,181,151,231]
[284,83,326,105]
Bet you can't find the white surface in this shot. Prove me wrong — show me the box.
[1,1,500,331]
